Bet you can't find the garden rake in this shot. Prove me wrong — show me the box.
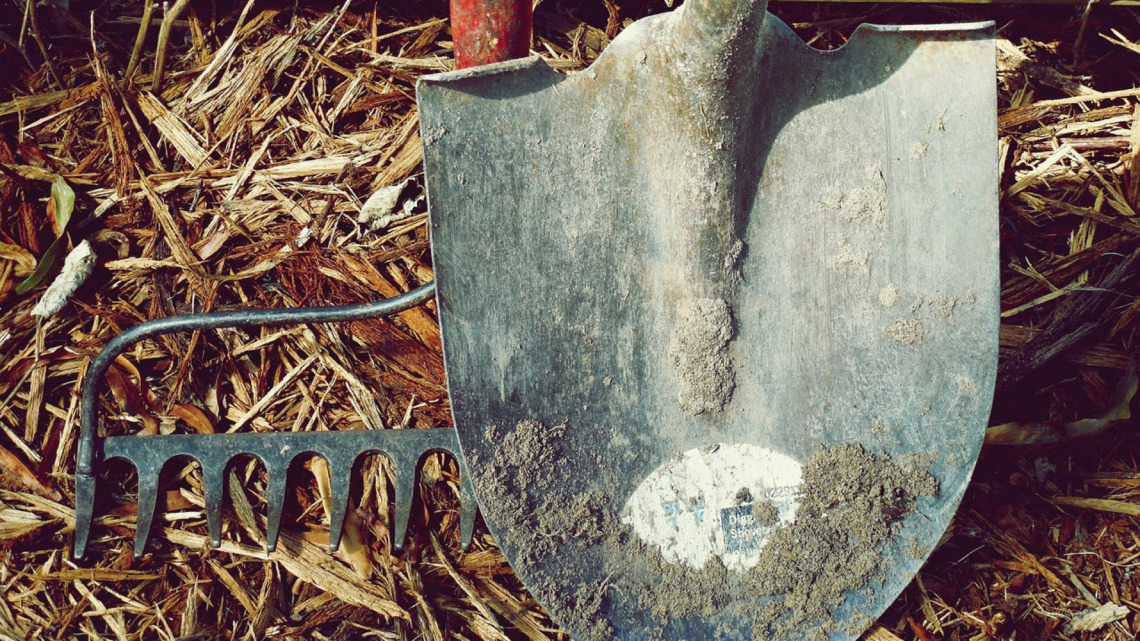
[72,284,478,559]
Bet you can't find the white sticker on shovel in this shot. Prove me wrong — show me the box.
[622,443,802,572]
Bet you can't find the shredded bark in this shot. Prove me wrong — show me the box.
[0,3,1138,640]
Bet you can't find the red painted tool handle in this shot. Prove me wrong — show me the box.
[450,0,532,69]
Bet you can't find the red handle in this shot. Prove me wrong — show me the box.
[450,0,532,69]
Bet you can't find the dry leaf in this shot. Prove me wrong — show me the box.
[1065,602,1130,634]
[113,355,142,380]
[91,229,131,259]
[169,404,215,434]
[16,139,50,168]
[0,443,60,500]
[106,361,160,435]
[0,242,36,277]
[986,361,1137,444]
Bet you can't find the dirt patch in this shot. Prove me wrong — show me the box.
[958,377,978,396]
[645,550,731,621]
[635,446,937,636]
[888,318,926,346]
[475,421,937,640]
[668,297,735,414]
[471,420,619,639]
[836,235,871,268]
[608,443,938,638]
[751,499,779,527]
[909,294,926,313]
[879,284,899,308]
[934,295,959,318]
[822,164,886,227]
[742,443,939,638]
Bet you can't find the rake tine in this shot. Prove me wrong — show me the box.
[265,465,288,553]
[73,472,96,559]
[201,460,227,548]
[132,464,162,558]
[456,455,477,550]
[392,449,420,552]
[325,453,355,552]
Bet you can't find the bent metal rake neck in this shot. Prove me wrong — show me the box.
[73,283,477,560]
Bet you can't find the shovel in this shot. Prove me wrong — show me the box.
[421,0,999,639]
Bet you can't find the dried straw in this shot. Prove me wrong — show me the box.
[0,2,1138,640]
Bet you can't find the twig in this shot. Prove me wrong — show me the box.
[125,0,156,83]
[1072,0,1099,65]
[997,247,1140,391]
[151,0,193,94]
[24,0,64,89]
[370,1,378,54]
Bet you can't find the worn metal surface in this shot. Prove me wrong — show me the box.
[421,0,998,637]
[73,284,477,560]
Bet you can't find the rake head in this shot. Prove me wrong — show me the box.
[73,284,478,559]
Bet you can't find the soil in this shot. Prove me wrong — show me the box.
[470,419,619,639]
[470,420,567,570]
[476,417,939,634]
[644,549,731,621]
[617,443,938,639]
[742,444,939,639]
[668,297,735,415]
[878,284,899,308]
[823,164,886,227]
[887,318,926,346]
[751,499,779,528]
[835,236,871,268]
[475,419,939,641]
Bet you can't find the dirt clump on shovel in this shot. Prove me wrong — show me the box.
[474,419,938,640]
[471,420,619,639]
[751,498,780,527]
[669,297,736,414]
[613,444,939,639]
[742,443,939,639]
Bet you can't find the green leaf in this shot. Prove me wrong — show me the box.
[16,234,67,295]
[49,175,75,238]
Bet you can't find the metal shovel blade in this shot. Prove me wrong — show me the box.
[420,1,998,638]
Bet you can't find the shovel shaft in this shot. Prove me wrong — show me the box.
[450,0,532,69]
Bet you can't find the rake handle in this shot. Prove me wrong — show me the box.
[450,0,532,69]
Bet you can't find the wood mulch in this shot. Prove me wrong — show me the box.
[0,1,1137,639]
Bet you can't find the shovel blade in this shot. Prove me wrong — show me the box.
[422,5,997,639]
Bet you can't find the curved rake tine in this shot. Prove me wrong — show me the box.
[392,449,420,552]
[265,463,289,553]
[73,472,96,559]
[201,461,227,549]
[325,452,356,552]
[132,462,162,558]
